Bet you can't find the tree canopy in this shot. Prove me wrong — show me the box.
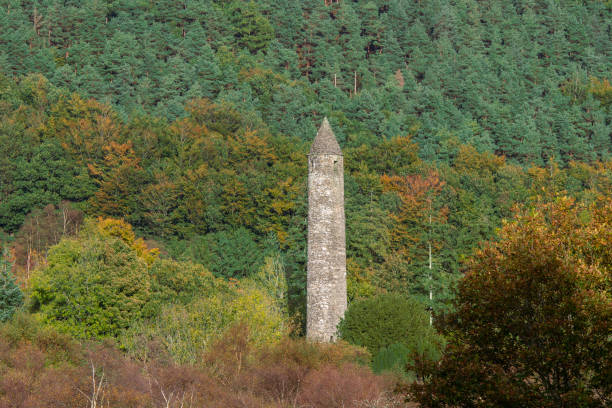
[412,197,612,407]
[0,0,609,164]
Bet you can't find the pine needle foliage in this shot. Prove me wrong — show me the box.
[0,249,23,322]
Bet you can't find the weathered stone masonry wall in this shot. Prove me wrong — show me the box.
[307,153,347,342]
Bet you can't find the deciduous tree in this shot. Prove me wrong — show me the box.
[412,197,612,407]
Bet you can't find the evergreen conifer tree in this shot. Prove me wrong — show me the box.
[0,249,23,322]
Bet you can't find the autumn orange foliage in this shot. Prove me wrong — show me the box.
[412,197,612,407]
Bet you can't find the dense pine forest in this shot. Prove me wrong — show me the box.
[0,0,611,406]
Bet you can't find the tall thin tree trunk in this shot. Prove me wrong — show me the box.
[26,232,32,287]
[429,239,432,326]
[428,210,433,326]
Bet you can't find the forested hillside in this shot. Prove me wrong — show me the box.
[0,1,611,405]
[1,0,611,316]
[1,0,610,163]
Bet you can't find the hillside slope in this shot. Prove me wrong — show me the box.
[1,0,610,164]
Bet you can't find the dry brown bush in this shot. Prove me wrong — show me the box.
[251,361,308,405]
[23,367,86,408]
[257,336,370,370]
[0,317,407,408]
[296,363,391,408]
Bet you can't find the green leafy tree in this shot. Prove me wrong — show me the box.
[145,257,220,317]
[122,259,290,364]
[28,216,225,339]
[29,218,157,339]
[88,141,149,227]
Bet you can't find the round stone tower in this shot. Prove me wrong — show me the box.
[306,118,347,342]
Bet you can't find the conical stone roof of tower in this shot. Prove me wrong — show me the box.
[310,117,342,156]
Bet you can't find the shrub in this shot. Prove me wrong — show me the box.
[122,277,290,364]
[0,313,398,408]
[338,293,443,361]
[257,337,370,372]
[296,363,392,408]
[0,315,86,408]
[372,343,410,376]
[207,329,384,407]
[0,312,81,365]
